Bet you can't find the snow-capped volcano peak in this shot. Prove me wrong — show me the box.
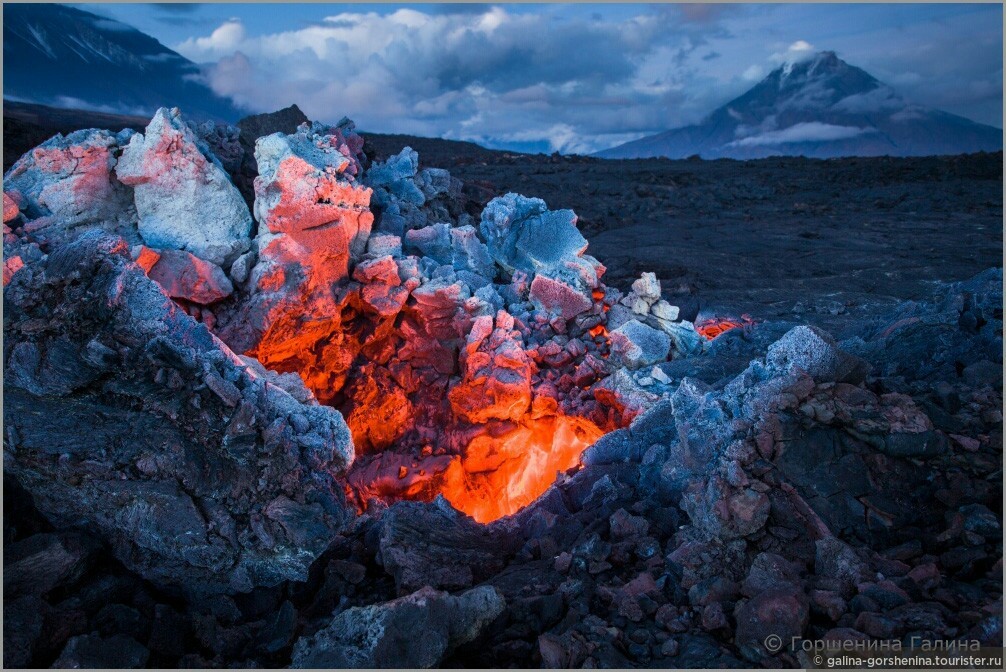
[598,51,1002,159]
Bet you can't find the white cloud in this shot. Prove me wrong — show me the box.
[177,19,246,56]
[741,64,764,81]
[727,121,872,147]
[172,6,710,153]
[771,39,816,64]
[833,86,904,113]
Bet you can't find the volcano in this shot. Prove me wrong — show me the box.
[597,51,1003,159]
[2,4,243,122]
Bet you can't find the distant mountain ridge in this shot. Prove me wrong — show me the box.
[597,51,1003,159]
[3,3,243,122]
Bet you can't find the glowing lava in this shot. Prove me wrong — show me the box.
[440,415,605,523]
[696,315,754,340]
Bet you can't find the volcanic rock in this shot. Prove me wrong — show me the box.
[449,311,533,423]
[609,320,672,369]
[3,233,354,593]
[141,247,234,305]
[221,120,375,389]
[766,325,868,383]
[3,595,47,668]
[366,147,425,208]
[734,589,810,661]
[53,633,150,669]
[2,128,138,243]
[3,531,99,598]
[377,500,516,594]
[3,191,21,223]
[291,586,504,668]
[480,193,586,274]
[116,107,252,265]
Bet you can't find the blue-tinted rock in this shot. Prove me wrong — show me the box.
[610,320,671,369]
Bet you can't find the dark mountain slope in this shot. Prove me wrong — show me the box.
[3,3,244,122]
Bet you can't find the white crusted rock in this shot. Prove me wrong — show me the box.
[117,108,252,265]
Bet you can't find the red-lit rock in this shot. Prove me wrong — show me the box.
[343,365,412,454]
[449,311,533,424]
[3,192,20,223]
[144,248,234,305]
[3,128,138,244]
[3,255,25,287]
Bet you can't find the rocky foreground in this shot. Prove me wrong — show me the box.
[3,105,1002,668]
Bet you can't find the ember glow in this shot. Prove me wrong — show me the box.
[695,315,754,340]
[440,415,605,523]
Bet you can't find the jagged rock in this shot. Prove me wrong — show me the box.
[3,233,353,593]
[657,320,706,357]
[237,104,310,149]
[366,147,425,208]
[141,247,234,305]
[530,273,593,321]
[377,500,515,594]
[3,191,20,223]
[766,325,868,383]
[3,531,100,598]
[406,222,452,264]
[219,121,375,389]
[734,589,809,661]
[291,586,504,668]
[652,300,679,321]
[367,232,403,258]
[631,272,661,304]
[3,595,48,668]
[189,120,244,176]
[2,128,138,243]
[609,320,671,369]
[449,311,533,423]
[117,108,252,265]
[480,193,585,275]
[681,475,771,540]
[451,225,495,280]
[592,368,663,422]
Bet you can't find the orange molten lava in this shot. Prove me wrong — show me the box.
[696,315,754,340]
[439,415,605,523]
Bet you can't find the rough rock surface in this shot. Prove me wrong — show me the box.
[3,233,353,594]
[291,586,504,668]
[117,107,252,265]
[141,247,234,305]
[2,127,138,243]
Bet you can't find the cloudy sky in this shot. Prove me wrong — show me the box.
[77,3,1003,153]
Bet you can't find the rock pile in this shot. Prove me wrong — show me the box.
[3,106,1001,669]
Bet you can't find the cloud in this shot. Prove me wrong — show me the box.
[833,86,904,113]
[173,6,720,152]
[727,121,872,147]
[91,17,134,32]
[771,39,816,64]
[163,3,1002,151]
[741,64,764,81]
